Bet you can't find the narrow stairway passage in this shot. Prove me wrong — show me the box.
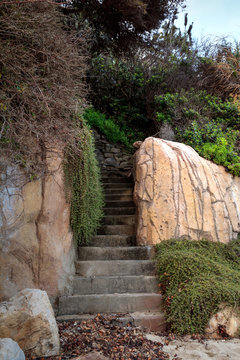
[58,169,165,331]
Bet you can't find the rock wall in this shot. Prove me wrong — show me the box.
[134,137,240,244]
[94,131,133,173]
[0,148,75,304]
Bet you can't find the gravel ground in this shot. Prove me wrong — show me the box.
[28,314,179,360]
[27,314,240,360]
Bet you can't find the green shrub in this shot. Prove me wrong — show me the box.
[180,121,240,175]
[155,89,240,129]
[64,118,104,246]
[156,238,240,334]
[84,107,143,150]
[88,56,150,132]
[155,90,240,176]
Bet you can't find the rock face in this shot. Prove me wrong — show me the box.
[94,131,133,174]
[0,148,75,304]
[0,338,25,360]
[0,289,60,357]
[206,305,240,338]
[134,137,240,244]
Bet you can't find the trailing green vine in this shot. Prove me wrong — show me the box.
[64,118,104,246]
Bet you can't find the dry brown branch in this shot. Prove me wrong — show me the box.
[0,1,57,5]
[199,47,240,99]
[0,2,89,175]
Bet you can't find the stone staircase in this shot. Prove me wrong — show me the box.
[58,171,164,330]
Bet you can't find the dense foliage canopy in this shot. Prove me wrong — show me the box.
[70,0,184,53]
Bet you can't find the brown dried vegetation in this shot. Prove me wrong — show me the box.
[200,46,240,100]
[0,2,88,174]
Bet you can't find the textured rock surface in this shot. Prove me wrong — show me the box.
[145,333,240,360]
[0,338,25,360]
[206,305,240,338]
[134,137,240,244]
[0,148,75,303]
[0,289,60,357]
[94,130,133,174]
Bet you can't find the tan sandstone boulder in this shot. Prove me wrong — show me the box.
[206,305,240,338]
[0,288,60,357]
[0,147,75,303]
[134,137,240,244]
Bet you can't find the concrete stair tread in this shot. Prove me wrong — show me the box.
[74,274,157,279]
[105,194,133,201]
[90,235,135,247]
[103,183,133,188]
[78,246,154,261]
[104,214,135,218]
[76,259,156,264]
[102,215,135,225]
[104,200,135,208]
[97,224,135,235]
[102,178,132,183]
[73,275,159,294]
[59,293,162,315]
[62,292,161,298]
[75,259,156,276]
[79,246,152,250]
[104,207,135,215]
[104,189,133,195]
[56,311,166,332]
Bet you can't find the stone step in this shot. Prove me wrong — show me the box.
[102,177,132,183]
[102,215,135,225]
[105,194,133,201]
[78,246,154,261]
[98,224,135,235]
[56,311,166,332]
[73,275,159,295]
[101,170,129,176]
[103,183,133,189]
[75,260,156,277]
[105,200,134,208]
[104,207,135,215]
[90,235,135,247]
[116,311,166,332]
[58,293,162,315]
[104,188,133,195]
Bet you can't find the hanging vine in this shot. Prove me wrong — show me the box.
[64,118,104,246]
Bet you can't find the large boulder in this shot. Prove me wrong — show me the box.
[0,147,75,303]
[134,137,240,244]
[0,288,60,358]
[0,338,25,360]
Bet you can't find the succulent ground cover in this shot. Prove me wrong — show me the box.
[156,238,240,335]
